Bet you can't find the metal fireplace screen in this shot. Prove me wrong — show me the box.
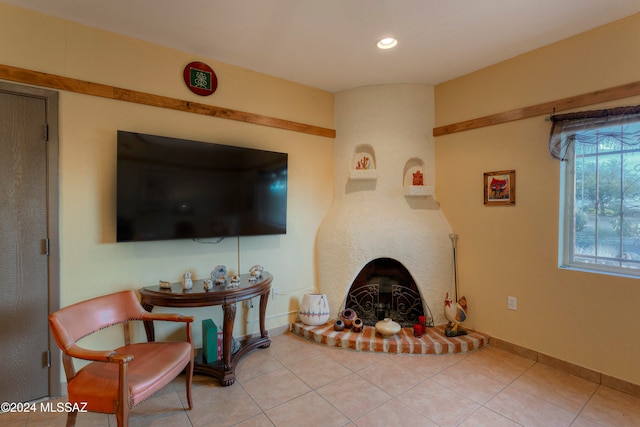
[344,258,433,327]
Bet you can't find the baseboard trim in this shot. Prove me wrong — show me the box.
[489,337,640,398]
[268,324,291,337]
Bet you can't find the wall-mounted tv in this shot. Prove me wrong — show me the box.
[116,131,287,242]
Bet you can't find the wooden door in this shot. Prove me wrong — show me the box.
[0,89,52,402]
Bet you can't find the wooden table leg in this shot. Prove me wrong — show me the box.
[258,290,270,348]
[220,302,236,386]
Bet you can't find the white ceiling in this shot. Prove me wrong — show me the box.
[5,0,640,93]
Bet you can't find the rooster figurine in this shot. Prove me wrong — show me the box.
[444,292,467,337]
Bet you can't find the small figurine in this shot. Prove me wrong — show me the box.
[159,280,172,289]
[249,264,264,281]
[203,279,213,290]
[182,271,193,290]
[226,275,240,289]
[412,170,424,186]
[211,265,227,280]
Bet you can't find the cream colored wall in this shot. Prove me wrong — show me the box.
[0,3,334,352]
[435,14,640,386]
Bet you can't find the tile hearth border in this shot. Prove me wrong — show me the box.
[290,322,488,355]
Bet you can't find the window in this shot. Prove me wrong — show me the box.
[552,106,640,277]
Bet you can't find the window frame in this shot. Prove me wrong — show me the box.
[559,120,640,278]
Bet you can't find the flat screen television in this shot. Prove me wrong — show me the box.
[116,131,287,242]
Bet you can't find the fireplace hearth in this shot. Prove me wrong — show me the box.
[291,322,489,355]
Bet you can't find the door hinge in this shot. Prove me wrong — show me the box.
[42,238,50,256]
[44,124,49,141]
[44,350,51,368]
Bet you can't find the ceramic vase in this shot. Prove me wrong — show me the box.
[375,318,401,338]
[299,293,330,326]
[334,319,345,331]
[340,308,357,328]
[352,318,363,333]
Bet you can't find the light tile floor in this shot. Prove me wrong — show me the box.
[3,331,640,426]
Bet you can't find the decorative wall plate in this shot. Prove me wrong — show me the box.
[183,61,218,96]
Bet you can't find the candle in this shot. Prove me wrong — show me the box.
[418,316,427,327]
[413,323,424,337]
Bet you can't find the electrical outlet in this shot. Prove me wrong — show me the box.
[272,287,280,300]
[507,296,517,311]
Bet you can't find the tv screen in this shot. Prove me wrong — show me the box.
[116,131,287,242]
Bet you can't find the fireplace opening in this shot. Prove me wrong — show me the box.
[344,258,433,327]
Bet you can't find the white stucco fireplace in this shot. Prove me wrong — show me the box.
[317,84,453,327]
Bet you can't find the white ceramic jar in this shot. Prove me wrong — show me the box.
[299,294,331,326]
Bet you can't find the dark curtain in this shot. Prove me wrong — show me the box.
[549,105,640,160]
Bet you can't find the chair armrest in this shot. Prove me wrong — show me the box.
[66,344,133,364]
[141,312,194,323]
[138,312,194,344]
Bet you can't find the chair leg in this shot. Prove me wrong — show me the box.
[66,410,78,427]
[117,404,130,427]
[186,359,194,410]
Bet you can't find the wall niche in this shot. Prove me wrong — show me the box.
[403,157,433,196]
[350,144,377,180]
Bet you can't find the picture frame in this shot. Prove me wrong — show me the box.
[484,170,515,205]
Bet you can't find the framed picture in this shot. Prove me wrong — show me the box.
[484,170,515,205]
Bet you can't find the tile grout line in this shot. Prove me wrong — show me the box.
[478,356,539,426]
[569,383,602,427]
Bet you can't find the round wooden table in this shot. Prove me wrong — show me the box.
[139,272,272,386]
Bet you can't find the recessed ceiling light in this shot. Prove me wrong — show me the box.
[376,37,398,50]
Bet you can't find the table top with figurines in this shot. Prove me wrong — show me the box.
[139,266,272,308]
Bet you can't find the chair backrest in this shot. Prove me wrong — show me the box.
[49,290,146,352]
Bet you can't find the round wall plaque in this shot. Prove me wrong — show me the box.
[183,61,218,96]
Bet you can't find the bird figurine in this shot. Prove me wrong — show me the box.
[444,292,468,337]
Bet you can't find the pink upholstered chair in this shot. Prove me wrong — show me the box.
[49,290,194,427]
